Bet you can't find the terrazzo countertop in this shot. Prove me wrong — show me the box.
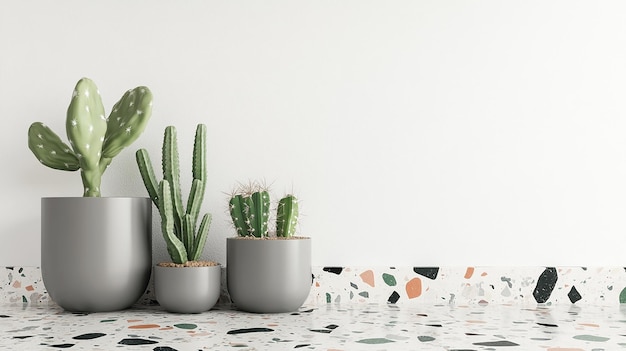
[2,302,626,350]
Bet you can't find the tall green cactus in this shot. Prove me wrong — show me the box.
[136,124,211,264]
[28,77,152,197]
[228,183,298,238]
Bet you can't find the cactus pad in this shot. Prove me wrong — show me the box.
[28,122,80,171]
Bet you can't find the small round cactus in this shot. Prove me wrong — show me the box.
[228,182,299,238]
[28,78,153,197]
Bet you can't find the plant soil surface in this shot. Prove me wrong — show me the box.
[232,236,310,240]
[157,261,219,268]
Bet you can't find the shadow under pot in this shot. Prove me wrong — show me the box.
[226,237,312,313]
[41,197,152,312]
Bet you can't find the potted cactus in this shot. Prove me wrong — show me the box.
[136,124,220,313]
[226,182,311,313]
[27,77,153,312]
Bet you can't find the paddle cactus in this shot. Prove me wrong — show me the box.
[136,124,211,264]
[27,78,153,197]
[229,183,299,238]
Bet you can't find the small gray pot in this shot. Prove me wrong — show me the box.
[154,264,221,313]
[227,237,311,313]
[41,197,152,312]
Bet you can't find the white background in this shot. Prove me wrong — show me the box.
[2,1,626,267]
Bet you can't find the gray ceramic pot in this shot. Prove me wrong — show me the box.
[227,237,311,313]
[154,264,221,313]
[41,197,152,312]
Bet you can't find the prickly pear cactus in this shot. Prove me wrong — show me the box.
[27,77,153,197]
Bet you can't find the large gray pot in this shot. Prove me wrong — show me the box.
[41,197,152,312]
[227,237,311,313]
[155,264,221,313]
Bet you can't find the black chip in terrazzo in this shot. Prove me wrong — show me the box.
[153,346,178,351]
[322,267,343,275]
[325,324,339,329]
[0,315,10,318]
[473,340,520,346]
[227,328,274,335]
[294,344,311,348]
[13,336,33,339]
[310,329,333,333]
[118,338,158,345]
[568,286,582,303]
[537,322,558,327]
[413,267,439,280]
[300,309,314,313]
[73,333,105,340]
[50,344,75,348]
[533,267,558,303]
[387,291,400,304]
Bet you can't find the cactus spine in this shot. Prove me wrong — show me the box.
[28,78,152,197]
[228,183,298,238]
[136,124,211,264]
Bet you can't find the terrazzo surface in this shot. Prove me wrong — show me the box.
[2,302,626,350]
[4,266,626,307]
[3,266,626,350]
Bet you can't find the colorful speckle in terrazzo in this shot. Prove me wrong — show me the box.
[356,337,395,344]
[382,273,396,286]
[573,335,610,342]
[173,323,197,330]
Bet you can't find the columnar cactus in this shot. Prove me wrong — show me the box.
[228,183,299,238]
[27,78,153,197]
[136,124,211,264]
[276,194,299,238]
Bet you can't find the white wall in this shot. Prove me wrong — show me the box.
[2,1,626,267]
